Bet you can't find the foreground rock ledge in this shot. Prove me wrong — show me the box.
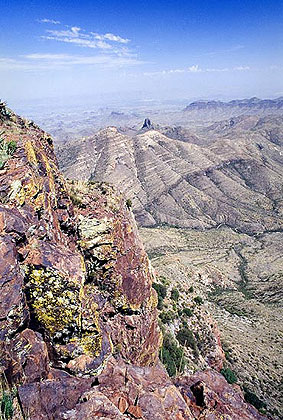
[0,104,268,419]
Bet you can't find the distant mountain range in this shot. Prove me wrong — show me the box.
[181,97,283,123]
[184,97,283,111]
[22,97,283,143]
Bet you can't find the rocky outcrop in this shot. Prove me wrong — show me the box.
[0,104,269,419]
[141,118,153,130]
[175,369,269,420]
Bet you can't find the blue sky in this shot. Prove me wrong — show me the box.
[1,0,283,105]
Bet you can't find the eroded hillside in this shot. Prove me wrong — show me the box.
[57,115,283,234]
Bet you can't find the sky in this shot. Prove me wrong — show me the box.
[1,0,283,107]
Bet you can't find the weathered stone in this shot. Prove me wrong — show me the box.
[127,404,143,418]
[118,396,129,413]
[175,369,268,420]
[18,377,91,420]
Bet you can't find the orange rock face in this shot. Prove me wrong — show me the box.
[0,104,268,420]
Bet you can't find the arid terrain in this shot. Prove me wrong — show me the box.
[57,103,283,235]
[140,226,283,419]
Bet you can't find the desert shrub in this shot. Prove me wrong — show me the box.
[243,388,267,411]
[160,333,186,377]
[7,140,17,154]
[1,390,15,420]
[152,282,167,310]
[194,296,203,305]
[126,198,132,209]
[159,275,170,286]
[220,368,237,384]
[69,192,84,208]
[188,286,194,292]
[159,310,175,324]
[0,138,17,169]
[176,326,198,355]
[221,342,234,363]
[182,307,193,317]
[171,288,179,302]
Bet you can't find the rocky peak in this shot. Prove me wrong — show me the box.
[141,118,153,130]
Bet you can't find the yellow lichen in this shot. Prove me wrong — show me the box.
[9,180,25,206]
[40,152,57,207]
[146,288,158,310]
[80,256,86,273]
[80,333,102,357]
[33,192,45,211]
[24,140,37,165]
[27,267,80,336]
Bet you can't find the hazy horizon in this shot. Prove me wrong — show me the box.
[1,0,283,108]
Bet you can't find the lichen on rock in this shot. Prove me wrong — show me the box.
[24,266,81,338]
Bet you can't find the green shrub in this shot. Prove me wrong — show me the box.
[182,307,193,317]
[126,198,132,209]
[160,333,186,377]
[0,138,17,170]
[194,296,203,305]
[171,288,179,302]
[244,388,266,411]
[220,368,237,384]
[7,140,17,154]
[1,391,14,420]
[159,310,175,324]
[176,326,198,355]
[159,275,170,286]
[188,286,194,292]
[152,282,167,310]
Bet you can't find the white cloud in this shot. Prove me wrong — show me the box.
[0,22,139,72]
[143,64,252,76]
[188,65,201,73]
[233,66,250,71]
[143,68,185,76]
[39,18,61,25]
[92,32,130,44]
[41,25,130,53]
[0,52,143,72]
[206,67,229,72]
[168,69,185,73]
[196,45,245,58]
